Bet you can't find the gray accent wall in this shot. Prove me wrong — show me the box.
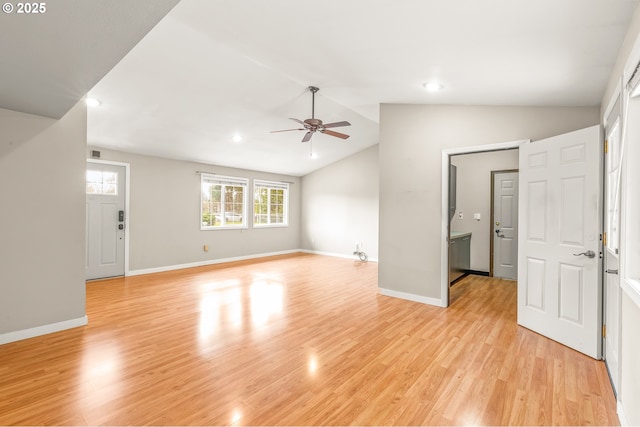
[378,104,600,300]
[450,150,519,273]
[0,102,87,335]
[301,145,379,260]
[87,148,301,272]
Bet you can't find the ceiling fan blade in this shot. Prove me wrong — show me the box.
[322,121,351,129]
[270,128,304,133]
[289,118,306,126]
[321,129,350,139]
[301,131,313,143]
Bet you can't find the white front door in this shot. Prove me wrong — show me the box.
[493,171,519,280]
[604,114,622,392]
[86,163,126,280]
[518,125,602,359]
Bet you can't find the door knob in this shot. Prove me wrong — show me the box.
[495,229,505,238]
[573,250,596,258]
[606,269,619,275]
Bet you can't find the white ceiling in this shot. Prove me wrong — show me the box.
[4,0,638,177]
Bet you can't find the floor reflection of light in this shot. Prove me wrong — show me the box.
[230,409,242,424]
[199,288,242,341]
[199,294,220,339]
[249,280,283,326]
[308,355,318,375]
[461,416,480,427]
[80,342,122,402]
[225,289,243,330]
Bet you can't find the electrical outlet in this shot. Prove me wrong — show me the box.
[474,213,481,221]
[203,244,209,252]
[458,211,463,219]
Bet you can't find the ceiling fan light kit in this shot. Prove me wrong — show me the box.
[271,86,351,143]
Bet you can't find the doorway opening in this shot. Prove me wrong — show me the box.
[441,141,527,307]
[443,126,604,361]
[86,159,131,280]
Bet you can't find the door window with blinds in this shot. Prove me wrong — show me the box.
[201,174,248,229]
[253,180,289,227]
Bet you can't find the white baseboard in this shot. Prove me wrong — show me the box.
[378,287,445,307]
[300,249,379,263]
[0,316,88,345]
[618,400,629,426]
[127,249,303,276]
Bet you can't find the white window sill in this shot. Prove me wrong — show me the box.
[622,278,640,309]
[253,224,289,229]
[201,226,248,231]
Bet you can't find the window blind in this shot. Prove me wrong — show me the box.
[202,174,247,187]
[254,179,288,190]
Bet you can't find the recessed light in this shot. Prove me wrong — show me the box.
[309,152,318,159]
[422,82,443,92]
[232,134,243,143]
[85,98,101,107]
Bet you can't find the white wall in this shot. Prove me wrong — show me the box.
[301,145,379,260]
[0,102,87,339]
[378,105,600,300]
[87,147,301,273]
[451,149,519,272]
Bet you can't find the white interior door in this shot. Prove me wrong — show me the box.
[518,125,602,359]
[493,171,519,280]
[86,163,126,280]
[604,113,622,392]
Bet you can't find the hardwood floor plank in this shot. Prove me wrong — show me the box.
[0,254,618,425]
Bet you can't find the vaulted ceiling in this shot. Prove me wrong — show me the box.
[0,0,179,119]
[2,0,638,176]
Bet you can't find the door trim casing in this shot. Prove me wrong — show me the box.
[86,159,131,277]
[441,140,529,307]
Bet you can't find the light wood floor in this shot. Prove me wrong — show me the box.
[0,254,618,425]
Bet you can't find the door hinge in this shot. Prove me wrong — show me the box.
[603,232,607,246]
[604,139,608,154]
[602,325,606,338]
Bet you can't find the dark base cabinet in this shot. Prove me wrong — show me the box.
[449,232,471,284]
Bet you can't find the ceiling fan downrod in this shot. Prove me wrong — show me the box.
[309,86,319,119]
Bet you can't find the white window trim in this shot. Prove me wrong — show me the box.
[253,179,289,228]
[200,173,248,230]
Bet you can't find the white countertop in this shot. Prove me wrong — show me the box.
[450,231,472,239]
